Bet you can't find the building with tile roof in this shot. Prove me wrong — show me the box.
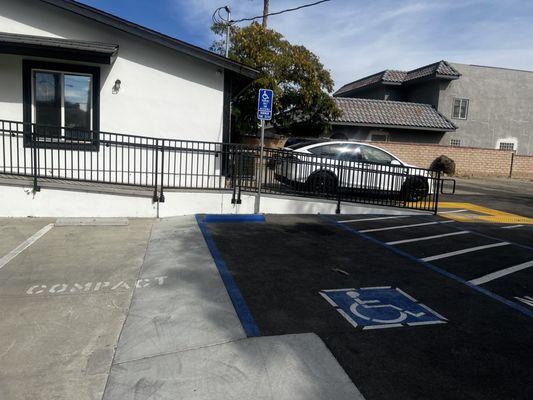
[331,61,533,155]
[333,98,456,131]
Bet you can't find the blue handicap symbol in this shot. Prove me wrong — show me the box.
[320,286,447,330]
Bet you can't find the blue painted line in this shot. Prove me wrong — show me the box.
[322,215,533,319]
[203,214,266,223]
[195,214,261,337]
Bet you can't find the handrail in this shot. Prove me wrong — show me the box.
[0,119,443,213]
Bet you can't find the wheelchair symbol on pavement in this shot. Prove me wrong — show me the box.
[320,286,447,330]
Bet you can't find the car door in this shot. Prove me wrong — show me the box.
[359,145,404,191]
[308,143,364,189]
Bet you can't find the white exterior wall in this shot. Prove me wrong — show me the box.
[0,0,225,142]
[0,184,423,218]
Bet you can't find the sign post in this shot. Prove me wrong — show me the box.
[255,89,273,214]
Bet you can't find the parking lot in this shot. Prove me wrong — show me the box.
[0,178,532,400]
[202,208,533,400]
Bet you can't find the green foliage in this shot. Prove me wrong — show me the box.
[211,22,340,137]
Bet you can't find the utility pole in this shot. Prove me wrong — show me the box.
[262,0,269,27]
[224,5,231,57]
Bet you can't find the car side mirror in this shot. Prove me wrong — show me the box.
[390,160,402,166]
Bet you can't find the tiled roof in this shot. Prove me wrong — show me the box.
[405,61,460,82]
[333,97,457,131]
[382,70,407,82]
[335,61,460,96]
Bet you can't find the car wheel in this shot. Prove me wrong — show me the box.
[401,176,429,201]
[306,171,338,195]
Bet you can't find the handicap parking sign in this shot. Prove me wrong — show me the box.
[320,286,447,330]
[257,88,273,120]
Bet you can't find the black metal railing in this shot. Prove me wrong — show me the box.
[0,119,442,213]
[233,147,441,213]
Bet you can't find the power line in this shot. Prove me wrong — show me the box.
[212,5,231,26]
[231,0,332,24]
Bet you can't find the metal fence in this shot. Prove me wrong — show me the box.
[0,119,442,213]
[232,147,441,213]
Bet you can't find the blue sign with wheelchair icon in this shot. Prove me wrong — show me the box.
[320,287,447,330]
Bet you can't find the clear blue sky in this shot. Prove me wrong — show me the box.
[78,0,533,89]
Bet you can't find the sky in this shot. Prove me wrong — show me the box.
[79,0,533,90]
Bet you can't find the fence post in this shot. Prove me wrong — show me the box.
[152,139,159,203]
[31,126,40,192]
[231,147,237,204]
[336,160,344,214]
[159,140,165,203]
[434,171,441,215]
[236,149,242,204]
[254,119,265,214]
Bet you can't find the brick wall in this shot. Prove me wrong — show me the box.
[369,141,532,178]
[512,155,533,179]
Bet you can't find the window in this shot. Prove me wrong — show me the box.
[23,61,100,147]
[452,98,469,119]
[360,145,396,164]
[308,144,363,162]
[371,134,389,142]
[450,139,461,147]
[499,142,516,151]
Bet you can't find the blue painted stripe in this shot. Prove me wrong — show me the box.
[195,214,261,337]
[203,214,266,223]
[322,215,533,319]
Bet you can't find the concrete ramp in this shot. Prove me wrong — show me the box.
[103,217,364,400]
[105,333,362,400]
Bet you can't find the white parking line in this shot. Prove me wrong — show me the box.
[421,242,510,262]
[438,209,468,214]
[501,225,524,229]
[338,215,410,224]
[386,231,470,245]
[469,260,533,285]
[0,224,54,270]
[360,220,454,233]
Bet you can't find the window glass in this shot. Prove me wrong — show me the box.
[33,70,93,140]
[499,142,515,151]
[64,74,92,139]
[361,146,396,164]
[450,139,461,147]
[308,144,362,162]
[34,71,61,136]
[452,98,469,119]
[371,134,388,142]
[64,74,91,129]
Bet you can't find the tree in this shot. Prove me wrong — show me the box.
[211,22,340,137]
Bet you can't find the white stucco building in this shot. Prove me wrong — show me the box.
[0,0,258,143]
[0,0,420,218]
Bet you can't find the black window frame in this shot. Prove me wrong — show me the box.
[23,60,100,151]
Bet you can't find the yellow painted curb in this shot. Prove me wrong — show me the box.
[438,202,533,225]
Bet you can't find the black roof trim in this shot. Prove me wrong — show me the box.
[0,32,118,64]
[38,0,259,79]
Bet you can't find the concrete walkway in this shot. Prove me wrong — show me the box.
[103,217,364,400]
